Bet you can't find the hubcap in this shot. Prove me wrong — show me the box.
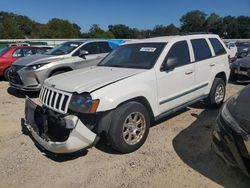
[122,112,146,145]
[215,84,225,104]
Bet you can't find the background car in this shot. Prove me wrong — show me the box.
[0,46,46,80]
[230,55,250,82]
[212,84,250,176]
[9,39,124,91]
[236,41,250,58]
[224,41,238,62]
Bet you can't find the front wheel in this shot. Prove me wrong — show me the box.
[4,67,10,80]
[107,101,150,153]
[205,78,226,108]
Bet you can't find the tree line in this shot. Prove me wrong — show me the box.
[0,10,250,39]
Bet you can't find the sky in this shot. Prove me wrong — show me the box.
[0,0,249,31]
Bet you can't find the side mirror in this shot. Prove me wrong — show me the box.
[161,58,178,71]
[79,50,89,59]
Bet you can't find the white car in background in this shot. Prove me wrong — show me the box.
[225,41,238,62]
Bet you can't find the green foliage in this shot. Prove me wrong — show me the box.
[180,10,207,32]
[0,10,250,39]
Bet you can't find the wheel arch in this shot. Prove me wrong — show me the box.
[49,67,73,77]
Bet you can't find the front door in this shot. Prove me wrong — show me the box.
[156,40,195,114]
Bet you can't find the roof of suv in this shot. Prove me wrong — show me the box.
[126,34,220,44]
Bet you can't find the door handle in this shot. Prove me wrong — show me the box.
[185,70,193,75]
[210,63,215,67]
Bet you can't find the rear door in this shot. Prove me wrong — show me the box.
[156,40,195,113]
[191,38,213,97]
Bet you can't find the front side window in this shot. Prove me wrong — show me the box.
[163,41,190,68]
[191,39,212,61]
[98,42,112,53]
[82,42,98,54]
[45,41,83,55]
[98,43,166,69]
[209,38,227,56]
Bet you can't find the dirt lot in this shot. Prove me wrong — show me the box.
[0,79,250,188]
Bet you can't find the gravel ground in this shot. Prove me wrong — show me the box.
[0,79,250,188]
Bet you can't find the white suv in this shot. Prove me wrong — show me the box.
[24,34,230,154]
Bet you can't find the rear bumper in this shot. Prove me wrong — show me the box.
[24,98,98,154]
[212,115,250,176]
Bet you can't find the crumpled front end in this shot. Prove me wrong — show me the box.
[24,98,98,154]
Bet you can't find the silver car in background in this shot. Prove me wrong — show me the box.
[9,39,123,91]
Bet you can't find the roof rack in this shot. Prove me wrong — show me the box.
[180,32,213,36]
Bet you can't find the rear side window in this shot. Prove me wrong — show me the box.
[164,40,190,68]
[209,38,227,56]
[191,39,212,61]
[98,42,112,53]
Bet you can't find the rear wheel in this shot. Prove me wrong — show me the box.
[3,68,10,80]
[205,78,226,108]
[107,101,150,153]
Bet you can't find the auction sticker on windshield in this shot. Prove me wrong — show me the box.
[139,47,156,52]
[70,44,80,47]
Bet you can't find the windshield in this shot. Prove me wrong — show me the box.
[45,41,83,55]
[98,43,166,69]
[0,47,10,56]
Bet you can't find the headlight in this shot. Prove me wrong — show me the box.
[221,95,241,133]
[69,92,99,113]
[26,63,48,70]
[243,48,248,51]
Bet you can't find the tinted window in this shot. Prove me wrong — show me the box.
[0,47,10,56]
[98,43,166,69]
[209,38,227,56]
[164,41,190,68]
[191,39,212,61]
[80,42,98,54]
[12,49,23,57]
[45,41,83,55]
[98,42,112,53]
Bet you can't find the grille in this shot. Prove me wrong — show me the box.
[11,65,24,72]
[39,85,72,114]
[9,71,23,85]
[239,67,249,72]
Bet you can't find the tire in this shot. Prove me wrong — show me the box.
[205,78,226,108]
[3,67,10,80]
[107,101,150,153]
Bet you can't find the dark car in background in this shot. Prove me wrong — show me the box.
[236,41,250,58]
[230,55,250,82]
[0,46,46,80]
[212,84,250,176]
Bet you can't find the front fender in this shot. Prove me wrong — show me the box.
[91,72,159,117]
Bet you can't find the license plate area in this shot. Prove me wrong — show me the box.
[235,70,248,76]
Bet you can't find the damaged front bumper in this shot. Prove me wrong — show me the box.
[24,98,98,154]
[212,115,250,176]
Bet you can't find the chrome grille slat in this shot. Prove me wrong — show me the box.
[59,95,65,110]
[39,87,44,100]
[39,85,72,114]
[49,91,54,107]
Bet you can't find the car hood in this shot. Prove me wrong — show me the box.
[233,85,250,132]
[13,54,66,66]
[233,57,250,67]
[45,66,145,93]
